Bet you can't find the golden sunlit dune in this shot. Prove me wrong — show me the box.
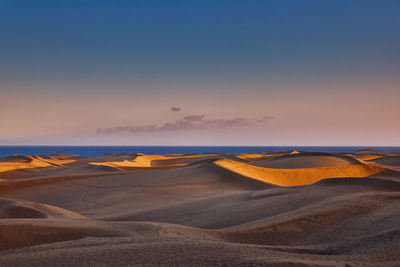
[214,158,383,186]
[89,154,218,170]
[0,155,76,173]
[235,153,271,161]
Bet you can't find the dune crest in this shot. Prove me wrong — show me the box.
[0,198,87,219]
[235,153,271,161]
[214,158,383,186]
[0,155,76,173]
[89,153,217,170]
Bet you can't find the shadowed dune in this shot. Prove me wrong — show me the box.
[0,198,87,219]
[0,155,33,163]
[353,149,389,156]
[0,151,400,266]
[249,152,360,168]
[0,159,270,219]
[368,155,400,168]
[116,177,400,228]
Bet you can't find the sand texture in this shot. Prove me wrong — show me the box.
[0,150,399,266]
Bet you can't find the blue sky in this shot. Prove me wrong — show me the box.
[1,0,399,87]
[1,0,399,145]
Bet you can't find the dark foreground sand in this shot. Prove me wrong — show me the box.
[0,151,399,266]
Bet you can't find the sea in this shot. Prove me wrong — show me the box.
[0,146,399,157]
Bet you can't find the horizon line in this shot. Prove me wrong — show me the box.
[1,145,399,147]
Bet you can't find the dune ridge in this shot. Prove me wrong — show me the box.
[0,155,76,173]
[89,153,218,170]
[0,198,87,219]
[214,158,383,186]
[249,152,361,169]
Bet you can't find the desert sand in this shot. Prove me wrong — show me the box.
[0,150,400,266]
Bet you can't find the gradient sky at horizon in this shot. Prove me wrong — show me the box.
[1,0,399,145]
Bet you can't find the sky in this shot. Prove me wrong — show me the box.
[1,0,399,146]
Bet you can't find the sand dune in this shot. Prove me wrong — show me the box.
[0,155,76,173]
[235,153,272,161]
[214,158,383,186]
[120,177,400,228]
[0,198,87,219]
[250,152,360,168]
[367,155,400,167]
[0,219,131,251]
[89,153,218,170]
[353,149,389,156]
[0,150,399,266]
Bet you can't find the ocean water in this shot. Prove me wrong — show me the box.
[0,146,399,157]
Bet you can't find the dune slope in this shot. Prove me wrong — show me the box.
[214,158,383,186]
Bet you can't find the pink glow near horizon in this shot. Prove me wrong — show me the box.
[1,81,399,146]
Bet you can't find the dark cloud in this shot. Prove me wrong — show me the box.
[97,114,274,134]
[171,107,181,112]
